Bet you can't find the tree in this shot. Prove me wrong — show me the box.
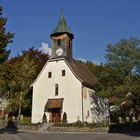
[106,38,140,92]
[21,47,50,74]
[106,38,140,83]
[0,48,49,118]
[105,37,140,104]
[0,5,14,63]
[1,56,37,120]
[0,5,14,115]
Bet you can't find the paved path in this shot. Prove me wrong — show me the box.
[0,133,19,140]
[0,131,140,140]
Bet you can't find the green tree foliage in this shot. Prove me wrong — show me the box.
[0,6,14,63]
[1,56,36,119]
[0,48,49,118]
[105,38,140,95]
[21,47,50,74]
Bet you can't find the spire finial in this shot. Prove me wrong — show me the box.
[60,8,64,19]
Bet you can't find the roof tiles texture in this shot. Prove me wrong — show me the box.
[66,59,98,89]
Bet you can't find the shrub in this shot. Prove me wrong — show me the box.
[53,120,109,128]
[18,116,31,126]
[6,118,17,129]
[62,112,67,123]
[73,120,84,127]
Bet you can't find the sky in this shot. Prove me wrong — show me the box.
[1,0,140,64]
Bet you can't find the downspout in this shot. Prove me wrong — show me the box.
[81,86,84,122]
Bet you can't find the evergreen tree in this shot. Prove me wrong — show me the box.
[0,5,14,63]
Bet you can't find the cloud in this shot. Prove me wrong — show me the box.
[39,42,52,56]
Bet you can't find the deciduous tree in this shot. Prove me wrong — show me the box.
[0,48,49,118]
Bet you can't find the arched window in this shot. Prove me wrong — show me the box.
[55,84,59,96]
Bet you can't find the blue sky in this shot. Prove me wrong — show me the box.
[1,0,140,63]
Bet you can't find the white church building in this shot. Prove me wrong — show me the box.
[31,11,109,124]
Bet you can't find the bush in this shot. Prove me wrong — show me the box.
[18,117,31,126]
[73,120,84,127]
[62,112,67,123]
[53,120,109,128]
[6,118,17,129]
[108,122,140,133]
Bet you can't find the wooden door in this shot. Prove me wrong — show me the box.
[52,111,61,123]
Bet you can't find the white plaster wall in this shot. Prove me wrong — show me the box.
[82,88,110,123]
[90,92,110,123]
[31,59,82,123]
[82,87,95,123]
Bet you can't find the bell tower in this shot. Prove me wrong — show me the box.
[50,10,74,60]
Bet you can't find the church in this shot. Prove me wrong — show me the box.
[31,11,109,124]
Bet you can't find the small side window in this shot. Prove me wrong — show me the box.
[48,72,52,78]
[62,70,65,76]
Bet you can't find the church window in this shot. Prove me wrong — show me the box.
[48,72,52,78]
[62,70,65,76]
[57,39,61,46]
[55,84,59,96]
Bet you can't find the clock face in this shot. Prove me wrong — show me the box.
[56,48,63,56]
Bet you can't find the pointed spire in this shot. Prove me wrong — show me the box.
[60,8,64,19]
[50,9,74,39]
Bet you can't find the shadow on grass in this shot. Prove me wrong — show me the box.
[108,122,140,137]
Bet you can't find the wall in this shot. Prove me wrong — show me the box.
[82,87,95,122]
[31,59,82,123]
[82,88,110,123]
[89,91,110,123]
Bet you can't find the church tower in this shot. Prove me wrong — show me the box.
[50,10,74,60]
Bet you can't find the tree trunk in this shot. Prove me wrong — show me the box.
[17,91,22,121]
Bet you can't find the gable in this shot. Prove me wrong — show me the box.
[32,58,98,90]
[31,58,80,87]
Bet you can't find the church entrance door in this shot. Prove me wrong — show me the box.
[50,109,61,123]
